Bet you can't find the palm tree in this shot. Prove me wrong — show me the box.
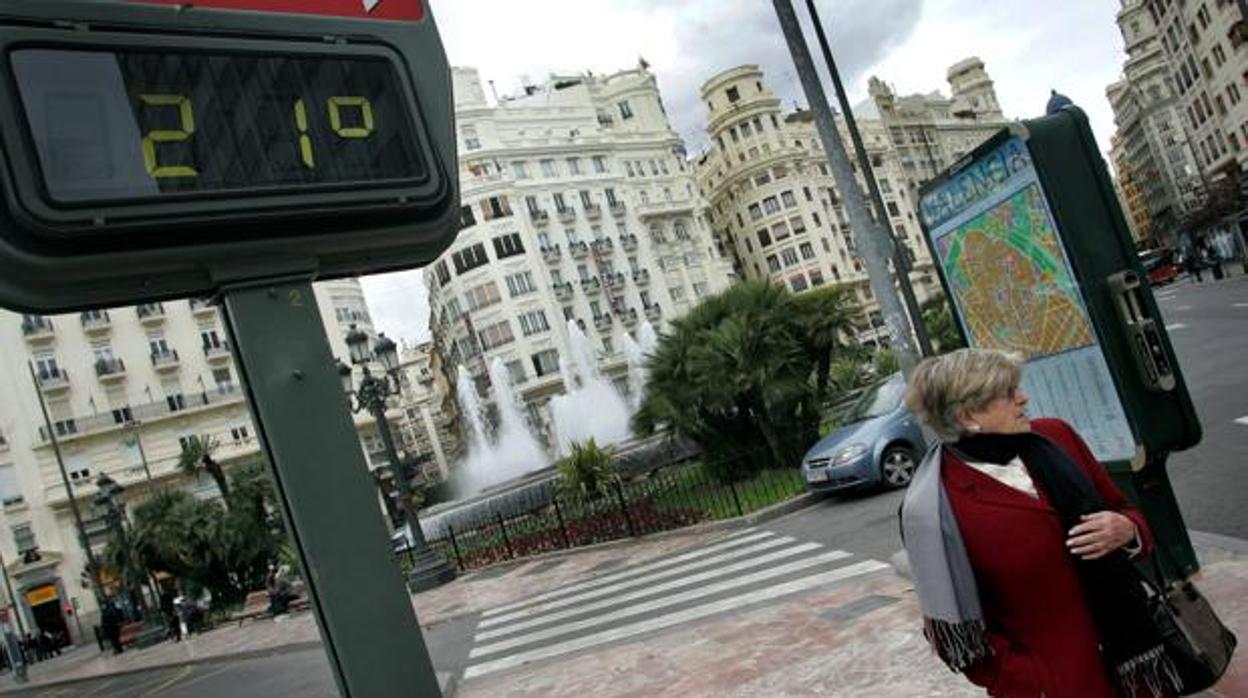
[557,439,617,501]
[921,293,966,354]
[636,281,818,482]
[792,285,860,405]
[177,435,230,502]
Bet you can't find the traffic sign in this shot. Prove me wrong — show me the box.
[0,0,459,312]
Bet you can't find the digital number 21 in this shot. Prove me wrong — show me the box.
[140,94,375,178]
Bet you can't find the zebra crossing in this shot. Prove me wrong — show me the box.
[462,527,890,680]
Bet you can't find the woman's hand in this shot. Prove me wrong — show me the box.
[1066,511,1138,560]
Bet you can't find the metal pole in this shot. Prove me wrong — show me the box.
[772,0,920,377]
[366,383,454,592]
[803,0,933,356]
[221,280,442,698]
[130,424,153,483]
[26,362,106,611]
[0,550,28,638]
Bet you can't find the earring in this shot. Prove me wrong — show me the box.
[967,423,982,433]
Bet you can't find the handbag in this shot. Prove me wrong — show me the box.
[1140,550,1238,695]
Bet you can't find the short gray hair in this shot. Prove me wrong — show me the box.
[905,349,1023,440]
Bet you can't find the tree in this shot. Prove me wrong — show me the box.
[792,285,860,406]
[177,435,230,502]
[635,281,819,482]
[921,293,966,354]
[872,349,899,377]
[557,439,617,501]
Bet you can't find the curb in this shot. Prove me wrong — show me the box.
[1190,529,1248,556]
[0,639,325,695]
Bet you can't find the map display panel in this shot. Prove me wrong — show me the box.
[920,136,1136,462]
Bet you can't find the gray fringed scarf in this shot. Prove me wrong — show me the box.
[901,439,1181,696]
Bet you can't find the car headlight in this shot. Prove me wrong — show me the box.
[831,443,869,465]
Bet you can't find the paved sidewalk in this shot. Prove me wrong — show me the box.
[4,524,1248,696]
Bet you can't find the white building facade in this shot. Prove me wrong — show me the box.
[694,61,1009,340]
[0,279,395,639]
[423,65,734,441]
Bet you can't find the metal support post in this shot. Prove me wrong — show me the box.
[221,279,441,698]
[772,0,920,376]
[804,0,933,356]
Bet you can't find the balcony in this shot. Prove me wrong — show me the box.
[94,358,127,383]
[609,202,627,217]
[136,303,165,324]
[620,233,639,251]
[593,313,613,331]
[632,269,651,286]
[80,310,111,334]
[21,316,54,342]
[569,241,589,259]
[552,281,574,301]
[37,368,70,394]
[541,244,562,263]
[579,277,602,295]
[583,203,602,220]
[604,272,626,289]
[590,238,614,255]
[635,197,697,221]
[151,349,181,371]
[529,209,550,226]
[190,298,217,316]
[645,303,663,322]
[556,207,576,224]
[621,307,640,326]
[203,341,232,362]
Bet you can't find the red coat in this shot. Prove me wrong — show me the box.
[945,418,1154,698]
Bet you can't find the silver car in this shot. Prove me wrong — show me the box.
[801,374,926,493]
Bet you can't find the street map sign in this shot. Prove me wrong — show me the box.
[919,134,1137,463]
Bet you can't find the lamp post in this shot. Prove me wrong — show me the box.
[337,326,454,592]
[92,474,143,617]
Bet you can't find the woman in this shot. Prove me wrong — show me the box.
[901,349,1177,697]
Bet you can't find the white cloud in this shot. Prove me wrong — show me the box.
[362,0,1130,344]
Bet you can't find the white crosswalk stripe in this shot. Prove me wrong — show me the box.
[464,531,890,680]
[481,528,774,620]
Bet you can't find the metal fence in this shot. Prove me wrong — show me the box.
[415,461,804,572]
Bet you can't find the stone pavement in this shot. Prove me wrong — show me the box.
[4,523,1248,696]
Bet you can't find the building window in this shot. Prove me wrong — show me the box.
[480,196,513,221]
[790,216,807,235]
[781,190,797,208]
[0,464,23,507]
[619,100,634,120]
[461,125,480,151]
[886,201,901,218]
[799,242,815,260]
[790,274,808,293]
[477,320,515,351]
[213,367,236,393]
[748,203,763,221]
[809,268,825,287]
[540,159,558,177]
[693,282,708,297]
[766,254,781,273]
[505,271,537,297]
[12,523,36,553]
[518,310,550,337]
[511,161,530,179]
[452,243,490,275]
[772,221,791,243]
[726,86,740,103]
[762,196,780,214]
[674,221,690,240]
[464,281,502,311]
[531,349,560,377]
[492,232,526,259]
[592,156,608,173]
[230,423,251,444]
[781,248,799,267]
[669,286,686,302]
[434,261,451,286]
[625,161,635,177]
[506,360,526,385]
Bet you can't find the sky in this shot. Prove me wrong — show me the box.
[360,0,1128,346]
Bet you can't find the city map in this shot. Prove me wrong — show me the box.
[935,183,1095,359]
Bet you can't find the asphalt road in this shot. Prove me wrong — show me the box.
[1152,272,1248,539]
[19,273,1248,697]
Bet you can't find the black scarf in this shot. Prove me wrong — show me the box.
[953,432,1180,697]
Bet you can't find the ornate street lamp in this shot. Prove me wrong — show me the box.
[339,325,454,591]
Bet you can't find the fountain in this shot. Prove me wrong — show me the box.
[547,320,633,455]
[453,363,548,496]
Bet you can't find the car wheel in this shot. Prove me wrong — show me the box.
[880,446,917,488]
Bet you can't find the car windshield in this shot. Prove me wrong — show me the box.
[847,375,904,421]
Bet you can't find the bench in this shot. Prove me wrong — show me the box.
[230,589,312,627]
[230,590,272,627]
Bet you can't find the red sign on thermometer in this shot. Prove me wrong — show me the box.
[125,0,423,22]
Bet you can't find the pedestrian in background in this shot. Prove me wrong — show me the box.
[1184,245,1204,283]
[901,349,1175,697]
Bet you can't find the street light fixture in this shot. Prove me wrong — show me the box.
[339,325,454,592]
